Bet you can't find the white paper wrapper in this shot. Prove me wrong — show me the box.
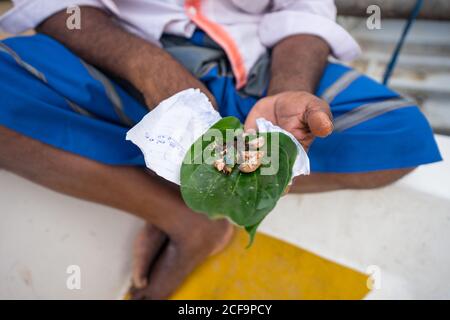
[126,88,309,185]
[256,118,310,182]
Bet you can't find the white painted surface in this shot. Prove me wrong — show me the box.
[0,174,144,299]
[0,136,449,299]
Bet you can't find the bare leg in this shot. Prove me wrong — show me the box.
[0,125,233,299]
[291,168,414,193]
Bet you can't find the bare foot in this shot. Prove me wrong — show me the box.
[132,223,166,289]
[130,213,234,300]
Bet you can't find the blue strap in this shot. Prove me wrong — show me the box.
[382,0,424,85]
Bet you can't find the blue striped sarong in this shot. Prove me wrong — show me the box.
[0,33,442,173]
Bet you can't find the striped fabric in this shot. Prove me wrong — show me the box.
[0,33,442,172]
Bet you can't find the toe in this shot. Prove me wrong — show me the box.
[209,221,235,256]
[132,224,166,289]
[131,242,191,300]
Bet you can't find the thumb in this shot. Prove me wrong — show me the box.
[306,110,333,137]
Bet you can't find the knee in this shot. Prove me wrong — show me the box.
[342,168,416,190]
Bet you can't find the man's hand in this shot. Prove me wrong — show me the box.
[37,7,216,109]
[245,91,333,150]
[249,34,332,149]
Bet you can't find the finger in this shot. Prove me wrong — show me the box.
[244,103,260,132]
[132,224,167,289]
[131,242,198,300]
[244,128,257,136]
[244,115,258,132]
[289,127,314,142]
[306,110,333,137]
[244,96,277,132]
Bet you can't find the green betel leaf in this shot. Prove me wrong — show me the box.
[180,116,298,245]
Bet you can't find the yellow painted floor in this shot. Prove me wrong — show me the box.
[170,230,369,300]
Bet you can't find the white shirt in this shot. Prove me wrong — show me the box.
[0,0,361,88]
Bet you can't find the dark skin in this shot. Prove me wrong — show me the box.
[248,33,413,193]
[246,34,334,149]
[0,6,413,300]
[35,7,217,109]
